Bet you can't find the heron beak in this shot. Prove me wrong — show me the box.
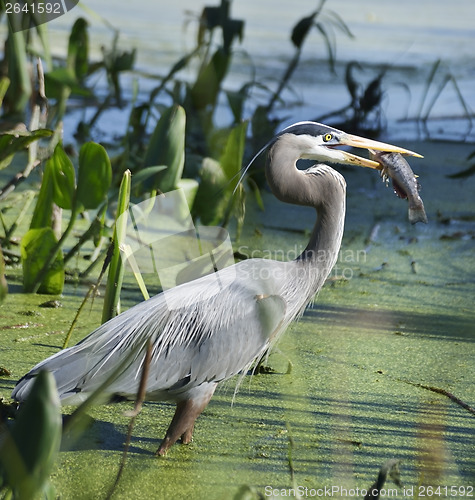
[337,133,423,170]
[329,150,381,169]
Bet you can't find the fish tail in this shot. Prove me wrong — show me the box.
[408,203,428,224]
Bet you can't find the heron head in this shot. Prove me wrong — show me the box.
[235,121,422,191]
[275,121,422,169]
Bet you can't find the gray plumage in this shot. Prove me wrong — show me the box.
[12,122,421,454]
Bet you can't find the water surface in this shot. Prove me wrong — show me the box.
[42,0,475,141]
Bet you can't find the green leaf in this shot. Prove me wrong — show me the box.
[193,122,248,226]
[0,371,61,500]
[177,178,199,209]
[291,10,317,49]
[199,3,244,53]
[67,18,89,82]
[143,105,186,193]
[0,247,8,305]
[44,67,91,99]
[130,165,167,189]
[220,121,248,187]
[4,30,32,113]
[0,129,53,170]
[48,144,76,210]
[0,76,10,108]
[325,9,355,38]
[102,170,131,323]
[193,157,228,225]
[190,48,230,111]
[76,142,112,210]
[30,161,54,230]
[247,176,265,211]
[21,228,64,294]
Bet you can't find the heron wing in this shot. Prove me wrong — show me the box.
[12,260,289,403]
[150,293,287,396]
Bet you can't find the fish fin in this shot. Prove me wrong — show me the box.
[392,179,408,199]
[408,206,428,224]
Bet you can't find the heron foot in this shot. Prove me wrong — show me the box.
[155,386,215,456]
[181,423,194,445]
[155,428,194,456]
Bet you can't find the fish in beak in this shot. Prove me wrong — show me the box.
[333,132,423,169]
[370,150,428,224]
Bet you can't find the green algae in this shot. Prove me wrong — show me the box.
[1,141,474,499]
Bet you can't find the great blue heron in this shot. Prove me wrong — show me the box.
[12,122,421,455]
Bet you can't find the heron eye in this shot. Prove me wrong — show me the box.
[323,133,333,142]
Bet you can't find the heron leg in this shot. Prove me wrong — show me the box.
[156,384,216,456]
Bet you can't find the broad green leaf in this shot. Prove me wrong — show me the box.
[143,105,186,193]
[4,30,32,113]
[0,371,61,500]
[130,165,167,189]
[226,89,245,123]
[67,18,89,82]
[177,178,199,210]
[220,121,248,187]
[0,128,51,137]
[76,142,112,210]
[226,84,253,124]
[21,228,64,294]
[0,135,14,170]
[221,18,244,53]
[44,67,91,99]
[199,3,244,53]
[193,157,228,225]
[194,122,248,228]
[0,129,53,170]
[48,144,76,210]
[190,48,230,111]
[30,161,54,230]
[291,10,317,49]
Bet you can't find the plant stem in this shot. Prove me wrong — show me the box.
[101,170,131,323]
[63,203,106,265]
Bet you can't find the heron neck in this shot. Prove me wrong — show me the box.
[266,143,346,267]
[266,141,346,292]
[298,201,345,266]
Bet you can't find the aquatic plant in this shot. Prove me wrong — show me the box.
[265,0,354,115]
[0,0,362,296]
[22,141,112,294]
[101,169,130,323]
[416,59,473,140]
[0,371,61,500]
[316,61,387,135]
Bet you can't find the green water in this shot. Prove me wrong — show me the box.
[0,141,474,498]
